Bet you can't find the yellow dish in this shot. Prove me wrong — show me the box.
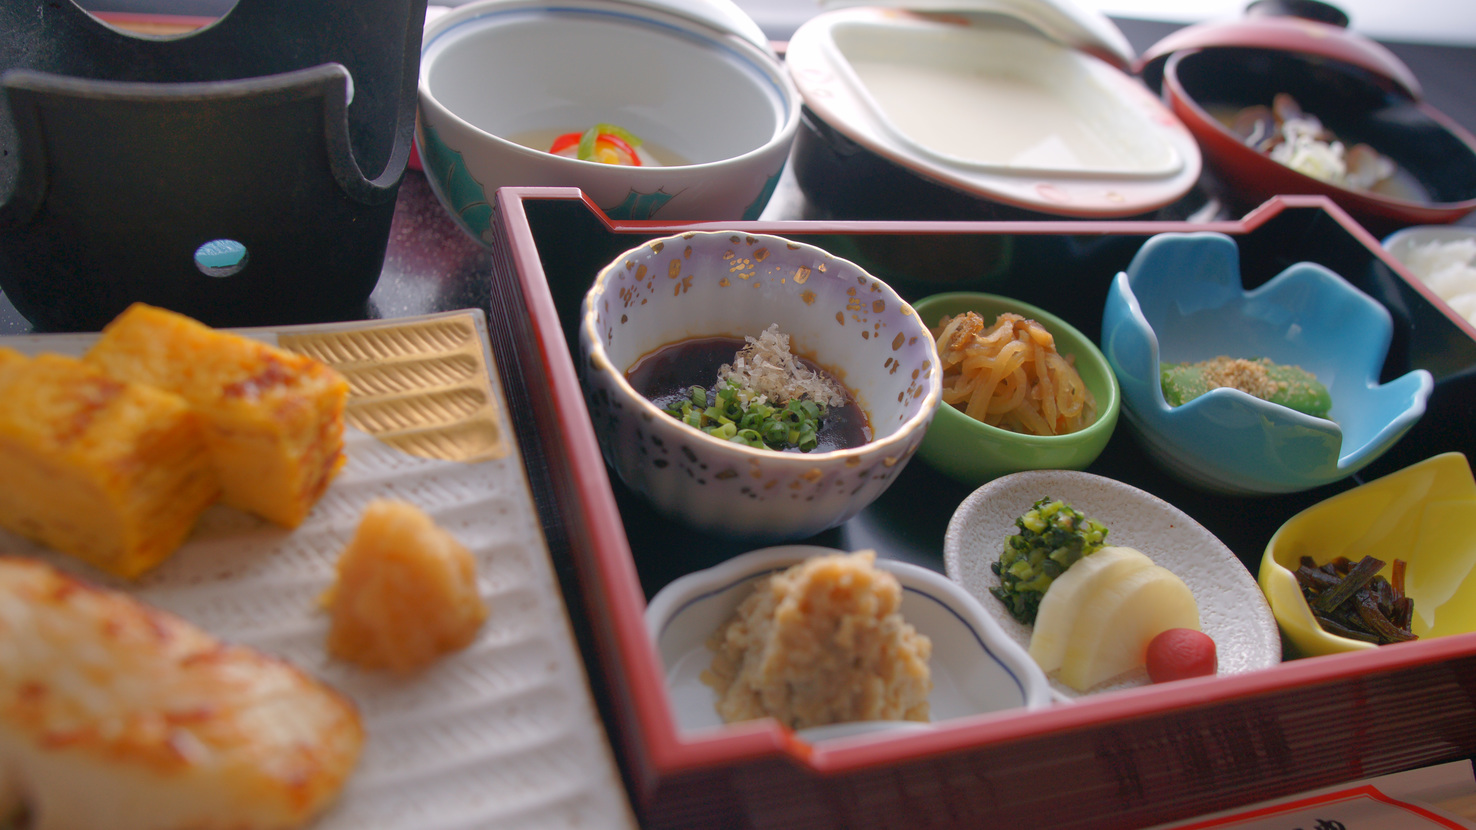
[1260,452,1476,657]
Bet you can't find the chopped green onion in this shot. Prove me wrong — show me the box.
[762,420,788,445]
[662,377,829,452]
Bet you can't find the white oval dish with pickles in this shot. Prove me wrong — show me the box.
[943,470,1280,700]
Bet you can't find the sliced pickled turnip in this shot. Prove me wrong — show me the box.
[1028,546,1152,674]
[1057,564,1200,692]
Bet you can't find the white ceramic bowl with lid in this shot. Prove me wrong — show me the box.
[417,0,801,239]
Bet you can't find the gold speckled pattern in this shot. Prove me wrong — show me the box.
[278,312,506,463]
[580,231,942,542]
[601,233,935,427]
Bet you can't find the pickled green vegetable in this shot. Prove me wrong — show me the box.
[990,497,1109,625]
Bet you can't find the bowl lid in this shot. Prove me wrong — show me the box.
[785,6,1202,218]
[428,0,776,57]
[1135,14,1422,101]
[615,0,775,55]
[819,0,1135,70]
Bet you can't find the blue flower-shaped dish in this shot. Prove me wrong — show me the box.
[1101,232,1434,495]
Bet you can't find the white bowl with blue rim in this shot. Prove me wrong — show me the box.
[644,545,1053,740]
[1100,231,1434,495]
[417,0,800,241]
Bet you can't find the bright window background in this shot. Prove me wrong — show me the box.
[78,0,1476,45]
[730,0,1476,46]
[1086,0,1476,44]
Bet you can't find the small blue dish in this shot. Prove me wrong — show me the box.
[1101,231,1434,495]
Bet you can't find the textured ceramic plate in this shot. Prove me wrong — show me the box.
[0,310,636,830]
[943,470,1281,700]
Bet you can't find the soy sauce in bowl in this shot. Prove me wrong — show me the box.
[625,335,871,453]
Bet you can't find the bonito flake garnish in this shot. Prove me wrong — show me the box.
[0,556,363,830]
[718,324,845,408]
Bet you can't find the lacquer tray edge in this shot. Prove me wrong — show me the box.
[483,185,1476,830]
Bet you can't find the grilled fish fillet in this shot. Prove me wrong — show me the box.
[0,557,363,829]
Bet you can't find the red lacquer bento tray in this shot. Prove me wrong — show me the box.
[479,185,1476,830]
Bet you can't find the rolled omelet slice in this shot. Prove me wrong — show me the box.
[85,303,349,528]
[0,350,219,579]
[0,556,364,830]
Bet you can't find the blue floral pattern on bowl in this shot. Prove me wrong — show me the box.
[1101,231,1434,495]
[416,124,494,242]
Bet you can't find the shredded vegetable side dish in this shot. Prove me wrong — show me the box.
[931,311,1097,436]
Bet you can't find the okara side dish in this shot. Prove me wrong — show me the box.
[702,550,932,730]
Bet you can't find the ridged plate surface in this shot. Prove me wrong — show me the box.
[0,310,636,830]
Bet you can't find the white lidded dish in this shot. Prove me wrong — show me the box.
[784,0,1203,219]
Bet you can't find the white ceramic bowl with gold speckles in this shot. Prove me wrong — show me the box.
[580,231,942,542]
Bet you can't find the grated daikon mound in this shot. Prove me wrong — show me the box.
[717,324,846,408]
[1402,239,1476,326]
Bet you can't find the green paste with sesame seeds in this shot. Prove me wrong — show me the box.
[1160,356,1331,418]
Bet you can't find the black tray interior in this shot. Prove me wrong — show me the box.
[511,195,1476,601]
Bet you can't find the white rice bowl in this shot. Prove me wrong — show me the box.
[1388,233,1476,326]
